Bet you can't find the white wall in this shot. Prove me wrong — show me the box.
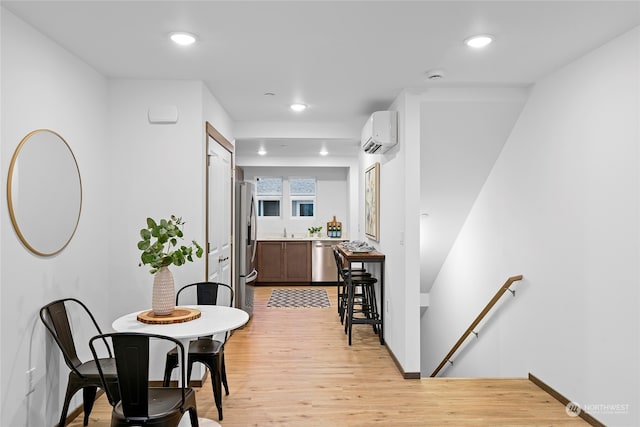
[421,27,639,426]
[238,155,359,238]
[1,9,111,425]
[357,91,422,375]
[107,79,234,381]
[202,84,234,147]
[242,166,350,238]
[107,79,209,320]
[419,88,529,292]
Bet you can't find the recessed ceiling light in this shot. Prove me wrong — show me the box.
[170,32,197,46]
[258,148,267,156]
[290,103,307,112]
[464,34,493,48]
[319,149,329,156]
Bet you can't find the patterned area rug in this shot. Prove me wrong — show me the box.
[267,289,331,308]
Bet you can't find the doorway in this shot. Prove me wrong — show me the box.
[205,122,234,287]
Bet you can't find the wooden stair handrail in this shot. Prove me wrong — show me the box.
[430,275,524,377]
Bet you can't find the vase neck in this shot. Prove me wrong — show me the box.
[156,266,172,275]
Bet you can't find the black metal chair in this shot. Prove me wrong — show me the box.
[39,298,120,427]
[162,282,233,420]
[90,332,199,427]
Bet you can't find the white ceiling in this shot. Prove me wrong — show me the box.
[3,0,639,155]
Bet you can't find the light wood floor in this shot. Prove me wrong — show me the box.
[69,285,588,426]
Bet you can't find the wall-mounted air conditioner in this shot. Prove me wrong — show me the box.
[361,110,398,154]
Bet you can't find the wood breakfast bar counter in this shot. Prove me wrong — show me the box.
[335,243,385,345]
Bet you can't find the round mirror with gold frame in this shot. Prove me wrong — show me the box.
[7,129,82,256]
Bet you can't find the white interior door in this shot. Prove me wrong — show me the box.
[206,134,232,285]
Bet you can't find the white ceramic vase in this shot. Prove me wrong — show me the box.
[152,266,175,315]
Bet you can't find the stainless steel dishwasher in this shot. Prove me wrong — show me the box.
[312,240,339,282]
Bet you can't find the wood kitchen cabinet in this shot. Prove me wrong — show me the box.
[256,241,284,282]
[284,241,311,282]
[256,241,311,283]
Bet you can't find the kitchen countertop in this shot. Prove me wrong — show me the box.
[257,235,347,242]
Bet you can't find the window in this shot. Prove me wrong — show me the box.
[256,177,282,217]
[292,200,314,217]
[255,176,317,218]
[290,177,316,218]
[259,200,281,217]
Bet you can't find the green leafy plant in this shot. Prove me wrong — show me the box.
[308,226,323,234]
[137,215,204,274]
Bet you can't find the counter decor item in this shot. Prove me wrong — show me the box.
[341,240,375,253]
[308,226,323,237]
[327,216,342,238]
[137,215,204,315]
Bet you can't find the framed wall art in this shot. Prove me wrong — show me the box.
[364,162,380,241]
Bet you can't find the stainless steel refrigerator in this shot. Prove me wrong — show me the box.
[235,181,257,317]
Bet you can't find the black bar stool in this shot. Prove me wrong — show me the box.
[334,248,380,345]
[333,248,371,323]
[343,274,380,345]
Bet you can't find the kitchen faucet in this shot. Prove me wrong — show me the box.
[284,227,287,237]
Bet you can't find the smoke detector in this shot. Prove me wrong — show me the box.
[425,69,445,80]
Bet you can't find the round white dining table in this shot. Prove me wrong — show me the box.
[112,305,249,427]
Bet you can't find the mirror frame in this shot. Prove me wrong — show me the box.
[7,129,83,256]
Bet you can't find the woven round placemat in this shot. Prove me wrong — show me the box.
[136,307,201,324]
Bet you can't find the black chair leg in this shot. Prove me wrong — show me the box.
[347,282,354,345]
[213,361,224,420]
[187,359,194,386]
[189,407,200,427]
[221,354,229,395]
[344,283,354,335]
[59,377,78,427]
[82,386,97,426]
[337,280,344,316]
[200,357,224,420]
[163,353,178,387]
[367,286,377,333]
[339,281,348,325]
